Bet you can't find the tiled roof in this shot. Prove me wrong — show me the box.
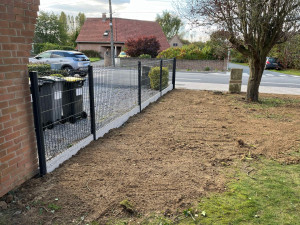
[76,18,170,51]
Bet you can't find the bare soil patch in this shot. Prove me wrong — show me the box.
[1,89,300,224]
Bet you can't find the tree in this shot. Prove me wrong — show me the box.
[178,0,300,101]
[125,36,161,58]
[156,11,183,40]
[76,12,86,30]
[34,11,62,44]
[208,30,230,59]
[269,34,300,69]
[59,12,68,45]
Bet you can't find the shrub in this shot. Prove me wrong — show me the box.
[204,66,210,71]
[28,63,51,75]
[139,54,152,59]
[33,43,74,54]
[148,66,169,90]
[50,74,64,78]
[157,44,207,60]
[81,50,100,58]
[157,47,182,59]
[231,49,248,63]
[28,64,69,77]
[125,36,160,58]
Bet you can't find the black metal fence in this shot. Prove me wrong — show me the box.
[30,58,176,175]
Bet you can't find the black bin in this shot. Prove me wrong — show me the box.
[37,79,54,129]
[39,76,64,129]
[62,77,87,123]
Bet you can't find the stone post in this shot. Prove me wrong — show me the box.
[229,69,243,93]
[104,49,111,67]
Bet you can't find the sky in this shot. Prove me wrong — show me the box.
[39,0,210,41]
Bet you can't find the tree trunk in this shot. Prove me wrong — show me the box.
[246,57,266,102]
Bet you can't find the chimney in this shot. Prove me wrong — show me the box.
[102,13,106,22]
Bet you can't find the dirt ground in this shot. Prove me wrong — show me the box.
[1,89,300,224]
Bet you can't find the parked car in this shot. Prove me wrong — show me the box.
[118,51,129,58]
[265,57,283,70]
[29,50,90,76]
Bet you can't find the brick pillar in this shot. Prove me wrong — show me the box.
[0,0,40,197]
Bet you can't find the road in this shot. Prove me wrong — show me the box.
[176,63,300,95]
[91,61,300,95]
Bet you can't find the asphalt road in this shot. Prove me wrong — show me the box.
[176,63,300,95]
[91,61,300,95]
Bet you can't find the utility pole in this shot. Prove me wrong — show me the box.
[109,0,115,67]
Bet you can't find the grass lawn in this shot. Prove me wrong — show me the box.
[108,157,300,225]
[231,62,249,67]
[89,57,101,62]
[269,69,300,76]
[231,62,300,76]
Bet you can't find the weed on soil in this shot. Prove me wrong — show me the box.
[1,90,300,225]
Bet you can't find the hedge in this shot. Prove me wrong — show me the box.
[80,50,100,58]
[28,64,68,76]
[148,66,169,90]
[33,43,75,54]
[28,63,51,75]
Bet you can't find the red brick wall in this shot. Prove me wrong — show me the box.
[0,0,40,197]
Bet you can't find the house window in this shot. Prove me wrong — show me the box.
[173,43,178,46]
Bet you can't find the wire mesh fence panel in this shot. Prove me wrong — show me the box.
[30,59,176,170]
[162,59,174,90]
[32,71,92,161]
[92,65,139,131]
[140,60,161,103]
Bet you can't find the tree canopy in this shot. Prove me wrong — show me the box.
[156,11,183,40]
[178,0,300,101]
[34,11,86,48]
[125,36,160,58]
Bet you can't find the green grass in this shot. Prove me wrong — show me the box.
[231,62,300,76]
[110,158,300,225]
[190,159,300,225]
[241,97,299,109]
[269,69,300,76]
[231,62,249,66]
[89,57,101,62]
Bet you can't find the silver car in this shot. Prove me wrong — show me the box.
[29,50,90,76]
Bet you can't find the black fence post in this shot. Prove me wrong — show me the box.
[138,61,142,112]
[172,57,176,89]
[160,59,163,95]
[88,65,96,140]
[29,71,47,176]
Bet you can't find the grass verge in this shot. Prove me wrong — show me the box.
[89,57,101,62]
[269,69,300,76]
[107,158,300,225]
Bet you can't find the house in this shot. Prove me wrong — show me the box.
[169,35,183,48]
[76,14,170,57]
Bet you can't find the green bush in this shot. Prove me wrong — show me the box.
[157,44,208,60]
[148,66,169,90]
[80,50,100,58]
[139,54,152,59]
[28,63,51,75]
[33,43,74,54]
[157,47,182,59]
[231,49,248,63]
[27,64,69,77]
